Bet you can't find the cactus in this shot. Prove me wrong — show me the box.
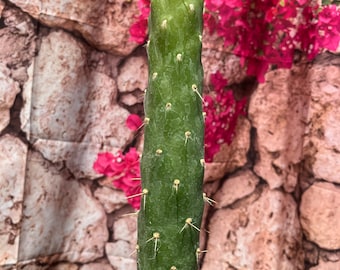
[137,0,204,269]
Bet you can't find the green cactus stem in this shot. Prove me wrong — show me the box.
[137,0,204,269]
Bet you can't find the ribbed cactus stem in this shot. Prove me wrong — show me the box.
[138,0,204,269]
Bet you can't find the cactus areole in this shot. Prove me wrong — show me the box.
[137,0,205,269]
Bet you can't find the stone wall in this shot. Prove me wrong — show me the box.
[0,1,339,269]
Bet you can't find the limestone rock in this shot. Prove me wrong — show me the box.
[18,151,108,263]
[305,64,340,184]
[202,187,303,270]
[79,260,113,270]
[89,51,122,79]
[0,1,5,13]
[106,243,137,270]
[17,265,47,270]
[28,30,132,146]
[0,6,36,73]
[0,64,20,132]
[249,68,309,192]
[214,170,259,208]
[120,91,144,107]
[25,30,133,178]
[49,263,79,270]
[320,249,340,264]
[9,0,139,55]
[113,215,137,244]
[0,135,27,265]
[117,56,148,93]
[94,186,128,213]
[20,62,34,140]
[29,30,131,144]
[202,32,246,86]
[17,263,79,270]
[303,240,319,266]
[204,117,250,181]
[104,214,138,269]
[33,140,120,180]
[300,181,340,250]
[310,260,340,270]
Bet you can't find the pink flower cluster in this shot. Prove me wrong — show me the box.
[204,0,340,82]
[204,72,247,162]
[297,4,340,60]
[130,0,339,82]
[129,0,150,44]
[93,148,141,209]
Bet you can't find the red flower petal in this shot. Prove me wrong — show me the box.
[126,114,143,131]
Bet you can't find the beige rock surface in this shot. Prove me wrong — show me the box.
[300,181,340,250]
[106,214,138,269]
[20,62,34,140]
[214,170,259,208]
[106,243,137,270]
[9,0,139,55]
[204,117,251,181]
[33,140,119,180]
[23,29,133,179]
[18,151,108,263]
[28,30,132,145]
[17,263,79,270]
[118,56,148,93]
[310,260,340,270]
[113,215,138,245]
[202,33,246,86]
[202,187,303,270]
[94,186,128,213]
[0,135,27,265]
[249,67,309,192]
[0,1,5,13]
[0,65,20,132]
[306,63,340,184]
[0,6,36,76]
[79,261,113,270]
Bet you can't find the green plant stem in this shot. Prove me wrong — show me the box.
[137,0,205,269]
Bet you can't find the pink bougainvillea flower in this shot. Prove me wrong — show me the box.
[129,0,150,44]
[209,71,228,92]
[129,17,148,44]
[316,5,340,51]
[242,57,270,83]
[126,114,143,131]
[93,152,115,177]
[203,72,247,162]
[93,148,142,209]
